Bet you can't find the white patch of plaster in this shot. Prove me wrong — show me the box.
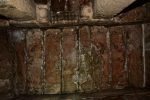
[68,49,77,65]
[81,2,93,19]
[11,30,25,42]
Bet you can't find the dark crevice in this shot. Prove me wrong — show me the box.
[120,0,149,14]
[34,0,48,4]
[0,15,10,20]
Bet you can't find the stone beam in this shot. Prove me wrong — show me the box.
[94,0,136,18]
[0,0,36,20]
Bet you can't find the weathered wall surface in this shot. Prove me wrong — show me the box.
[0,1,149,98]
[110,26,127,89]
[45,29,61,94]
[10,24,145,94]
[125,25,144,88]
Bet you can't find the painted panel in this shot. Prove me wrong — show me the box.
[45,29,61,94]
[91,26,110,90]
[125,25,143,87]
[26,29,43,94]
[79,26,93,92]
[62,28,78,93]
[110,26,128,89]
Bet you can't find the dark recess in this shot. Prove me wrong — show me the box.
[120,0,149,14]
[34,0,48,4]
